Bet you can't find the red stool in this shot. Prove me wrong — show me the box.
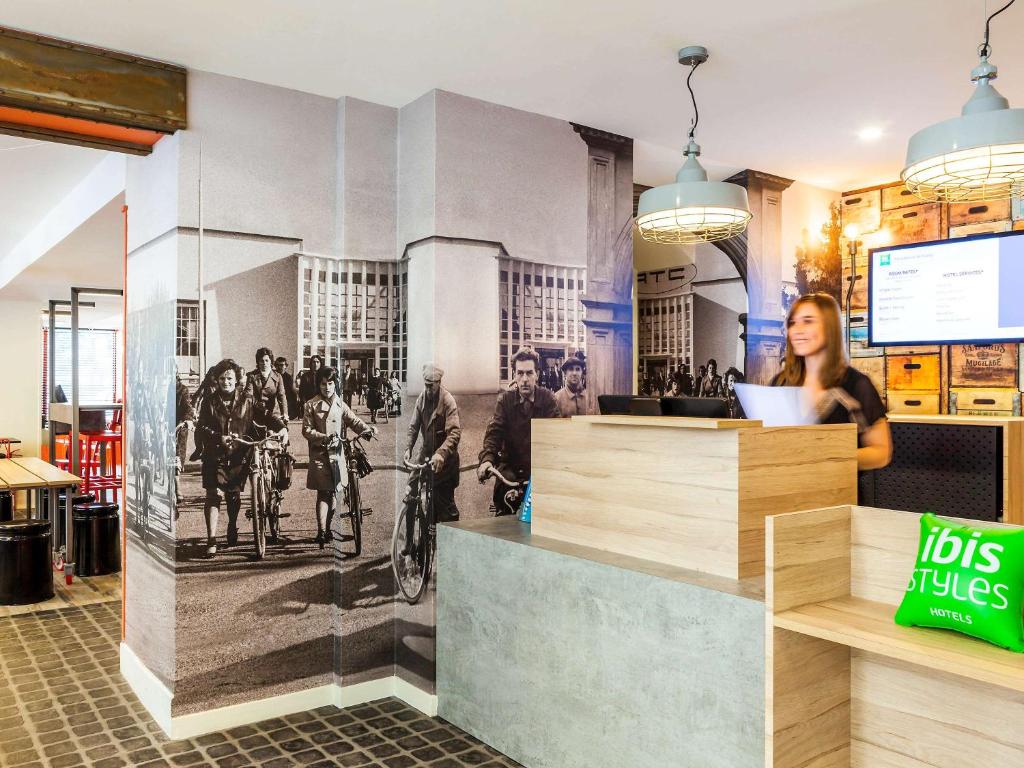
[80,431,122,503]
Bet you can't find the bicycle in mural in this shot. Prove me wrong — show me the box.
[391,457,436,604]
[338,433,374,557]
[484,465,527,518]
[235,426,289,559]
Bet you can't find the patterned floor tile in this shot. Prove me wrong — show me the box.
[0,603,523,767]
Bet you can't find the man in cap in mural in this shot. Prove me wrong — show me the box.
[478,346,560,514]
[554,351,587,417]
[403,362,462,526]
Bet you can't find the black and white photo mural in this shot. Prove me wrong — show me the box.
[122,72,635,720]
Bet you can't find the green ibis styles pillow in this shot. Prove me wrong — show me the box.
[894,513,1024,652]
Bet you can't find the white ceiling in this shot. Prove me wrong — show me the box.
[0,135,107,258]
[0,195,124,307]
[4,0,1023,191]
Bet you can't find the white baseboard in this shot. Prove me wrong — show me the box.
[333,676,398,708]
[394,676,438,717]
[119,643,173,736]
[120,644,438,738]
[169,683,337,739]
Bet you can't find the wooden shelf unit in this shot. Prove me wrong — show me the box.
[766,505,1024,767]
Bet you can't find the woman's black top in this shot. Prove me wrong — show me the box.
[771,366,886,448]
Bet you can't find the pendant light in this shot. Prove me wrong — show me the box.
[902,0,1024,202]
[636,46,752,244]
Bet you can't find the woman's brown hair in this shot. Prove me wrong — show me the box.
[775,293,848,388]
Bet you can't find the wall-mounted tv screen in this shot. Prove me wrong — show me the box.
[869,230,1024,346]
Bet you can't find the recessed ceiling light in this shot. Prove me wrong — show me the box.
[858,126,884,142]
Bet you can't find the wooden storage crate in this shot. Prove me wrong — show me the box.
[848,324,882,358]
[885,353,940,390]
[950,388,1021,416]
[880,202,941,245]
[840,189,881,234]
[850,357,885,402]
[886,390,940,414]
[1015,220,1024,231]
[883,344,940,355]
[948,199,1011,227]
[950,343,1018,388]
[949,220,1011,239]
[880,183,920,211]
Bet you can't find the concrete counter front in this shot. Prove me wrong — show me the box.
[437,518,767,768]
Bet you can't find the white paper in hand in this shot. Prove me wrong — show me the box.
[733,383,816,427]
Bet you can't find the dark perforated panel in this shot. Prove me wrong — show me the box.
[870,423,1002,521]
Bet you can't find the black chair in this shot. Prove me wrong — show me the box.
[72,502,121,576]
[0,520,54,605]
[660,397,729,418]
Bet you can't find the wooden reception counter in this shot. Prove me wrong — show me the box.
[531,416,858,580]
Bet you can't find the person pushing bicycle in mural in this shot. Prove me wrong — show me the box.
[302,366,376,549]
[478,346,559,516]
[399,363,461,555]
[196,358,287,558]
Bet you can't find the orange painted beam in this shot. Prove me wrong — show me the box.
[0,105,163,146]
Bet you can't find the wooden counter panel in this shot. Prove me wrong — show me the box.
[532,420,857,581]
[531,419,742,578]
[738,426,857,580]
[852,653,1024,768]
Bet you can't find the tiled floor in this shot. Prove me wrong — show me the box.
[0,573,121,619]
[0,602,521,767]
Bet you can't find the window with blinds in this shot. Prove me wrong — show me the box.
[41,327,121,426]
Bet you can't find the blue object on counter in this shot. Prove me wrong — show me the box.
[518,479,533,523]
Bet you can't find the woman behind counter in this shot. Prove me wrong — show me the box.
[773,293,892,472]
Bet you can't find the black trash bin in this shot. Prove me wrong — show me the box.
[0,491,12,522]
[52,492,95,547]
[72,502,121,577]
[0,519,54,605]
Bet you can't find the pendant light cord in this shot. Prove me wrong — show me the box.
[980,0,1015,57]
[686,61,701,141]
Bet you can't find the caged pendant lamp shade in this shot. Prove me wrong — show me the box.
[636,47,751,245]
[902,0,1024,203]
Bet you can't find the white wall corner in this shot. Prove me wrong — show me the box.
[119,642,173,737]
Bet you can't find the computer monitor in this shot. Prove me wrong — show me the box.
[597,395,632,415]
[660,396,729,418]
[628,398,663,416]
[597,395,662,416]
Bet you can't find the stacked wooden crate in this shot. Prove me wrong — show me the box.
[840,182,1023,416]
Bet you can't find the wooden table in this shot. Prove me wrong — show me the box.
[0,457,83,580]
